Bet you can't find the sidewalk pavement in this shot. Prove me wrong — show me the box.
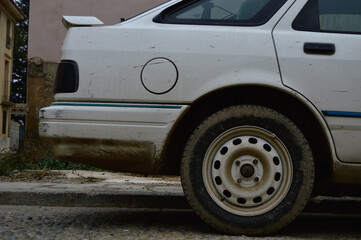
[0,170,360,214]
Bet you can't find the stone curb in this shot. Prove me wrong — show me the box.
[0,180,189,209]
[0,191,189,209]
[0,171,360,214]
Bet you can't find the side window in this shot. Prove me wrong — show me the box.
[154,0,287,26]
[293,0,361,34]
[319,0,361,33]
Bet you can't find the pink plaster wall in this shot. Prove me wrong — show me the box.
[28,0,168,62]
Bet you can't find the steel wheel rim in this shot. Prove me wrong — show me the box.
[202,126,293,216]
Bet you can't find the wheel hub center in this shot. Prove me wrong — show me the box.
[240,164,255,178]
[231,156,263,187]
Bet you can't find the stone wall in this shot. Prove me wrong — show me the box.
[0,137,10,153]
[26,58,58,138]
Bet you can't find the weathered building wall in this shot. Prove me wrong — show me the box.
[0,5,14,150]
[28,0,168,62]
[0,0,25,151]
[27,0,168,138]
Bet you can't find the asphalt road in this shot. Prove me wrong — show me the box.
[1,205,360,240]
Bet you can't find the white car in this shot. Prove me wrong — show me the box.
[39,0,361,235]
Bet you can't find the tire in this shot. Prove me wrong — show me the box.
[181,105,314,236]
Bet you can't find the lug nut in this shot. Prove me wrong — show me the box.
[236,161,240,166]
[237,178,242,184]
[253,159,258,164]
[254,177,260,182]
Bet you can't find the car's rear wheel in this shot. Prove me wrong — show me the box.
[181,105,314,235]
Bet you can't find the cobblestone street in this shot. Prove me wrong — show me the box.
[1,205,361,239]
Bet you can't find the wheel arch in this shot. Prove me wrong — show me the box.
[162,85,334,193]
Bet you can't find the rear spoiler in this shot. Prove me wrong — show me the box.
[62,16,104,29]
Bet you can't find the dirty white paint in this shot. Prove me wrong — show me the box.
[56,8,285,103]
[325,117,361,163]
[40,104,189,164]
[273,0,361,163]
[39,0,361,178]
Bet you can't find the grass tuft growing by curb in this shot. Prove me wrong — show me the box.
[0,138,102,176]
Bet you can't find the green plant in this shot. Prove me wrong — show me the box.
[0,153,28,176]
[0,138,103,176]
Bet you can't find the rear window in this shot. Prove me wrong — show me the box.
[154,0,287,26]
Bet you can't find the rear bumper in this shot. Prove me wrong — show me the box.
[39,102,189,173]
